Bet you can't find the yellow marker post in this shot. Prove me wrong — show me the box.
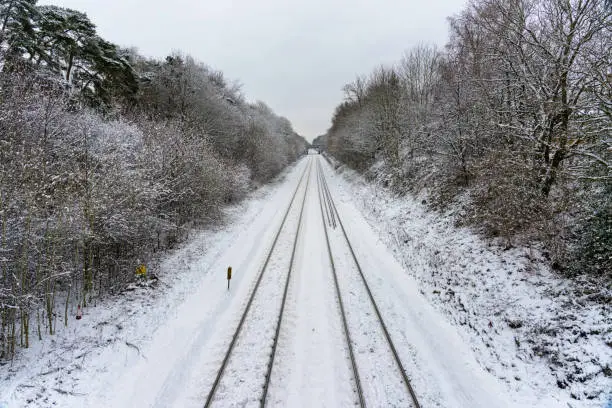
[227,266,232,290]
[136,264,147,277]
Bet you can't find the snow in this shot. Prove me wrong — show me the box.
[1,154,610,408]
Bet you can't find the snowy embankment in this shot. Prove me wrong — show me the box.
[0,162,305,408]
[326,160,611,408]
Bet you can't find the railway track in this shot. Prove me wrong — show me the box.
[315,157,422,408]
[204,158,312,407]
[203,156,420,407]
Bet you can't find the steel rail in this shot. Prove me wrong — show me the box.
[317,158,422,408]
[316,161,367,408]
[204,158,312,408]
[317,165,336,228]
[318,166,334,227]
[260,158,312,406]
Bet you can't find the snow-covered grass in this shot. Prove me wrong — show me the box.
[328,161,611,408]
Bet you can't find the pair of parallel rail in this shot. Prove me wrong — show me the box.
[204,157,420,408]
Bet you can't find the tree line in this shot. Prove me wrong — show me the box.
[319,0,610,279]
[0,0,307,358]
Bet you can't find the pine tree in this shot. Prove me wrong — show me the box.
[0,0,39,70]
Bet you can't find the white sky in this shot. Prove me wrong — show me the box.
[38,0,467,141]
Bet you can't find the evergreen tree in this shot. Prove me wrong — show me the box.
[0,0,39,70]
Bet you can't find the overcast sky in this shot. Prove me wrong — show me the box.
[39,0,467,141]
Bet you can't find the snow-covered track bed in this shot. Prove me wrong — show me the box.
[203,159,313,407]
[316,158,421,408]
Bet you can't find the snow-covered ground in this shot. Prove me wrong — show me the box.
[1,154,609,408]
